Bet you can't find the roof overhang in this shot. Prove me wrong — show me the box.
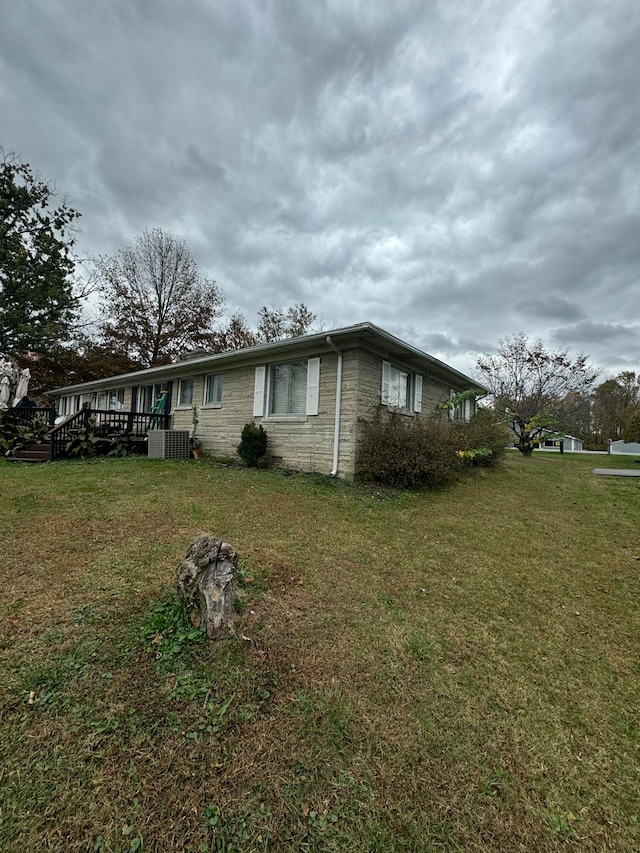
[50,322,487,395]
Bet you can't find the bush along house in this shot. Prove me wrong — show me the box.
[50,322,485,478]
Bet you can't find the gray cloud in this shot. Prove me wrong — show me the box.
[1,0,639,376]
[550,320,640,348]
[516,296,587,323]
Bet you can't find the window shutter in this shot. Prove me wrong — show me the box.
[131,386,138,412]
[414,374,423,413]
[382,361,391,404]
[165,380,173,413]
[306,357,320,415]
[253,366,266,417]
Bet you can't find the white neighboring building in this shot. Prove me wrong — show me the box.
[609,439,640,454]
[538,433,584,452]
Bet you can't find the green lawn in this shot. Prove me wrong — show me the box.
[0,453,638,852]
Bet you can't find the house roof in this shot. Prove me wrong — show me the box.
[50,322,487,395]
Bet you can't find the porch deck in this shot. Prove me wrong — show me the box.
[3,406,171,462]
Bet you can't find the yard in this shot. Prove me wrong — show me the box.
[0,453,638,852]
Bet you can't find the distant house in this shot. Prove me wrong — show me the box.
[508,425,584,453]
[537,433,584,452]
[51,322,484,479]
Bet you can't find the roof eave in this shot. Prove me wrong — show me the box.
[49,321,486,395]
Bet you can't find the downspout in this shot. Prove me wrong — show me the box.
[325,335,343,476]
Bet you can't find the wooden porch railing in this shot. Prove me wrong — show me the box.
[8,406,56,428]
[49,407,170,461]
[90,408,170,435]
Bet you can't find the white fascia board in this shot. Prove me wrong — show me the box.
[49,321,485,396]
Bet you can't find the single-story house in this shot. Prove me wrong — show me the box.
[508,426,584,452]
[51,322,485,479]
[537,433,584,452]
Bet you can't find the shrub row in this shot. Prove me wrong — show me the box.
[358,406,509,488]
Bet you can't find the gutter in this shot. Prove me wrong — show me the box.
[49,321,484,398]
[325,335,343,476]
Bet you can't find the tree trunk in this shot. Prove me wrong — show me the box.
[176,536,239,639]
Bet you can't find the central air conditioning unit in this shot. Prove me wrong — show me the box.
[148,430,191,459]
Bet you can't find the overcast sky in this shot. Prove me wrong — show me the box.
[2,0,639,378]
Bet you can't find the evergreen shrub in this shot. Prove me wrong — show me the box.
[237,422,268,467]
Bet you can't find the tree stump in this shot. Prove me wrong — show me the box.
[176,536,239,639]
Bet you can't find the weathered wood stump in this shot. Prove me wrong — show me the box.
[176,535,239,639]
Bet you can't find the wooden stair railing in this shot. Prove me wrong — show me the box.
[49,408,91,461]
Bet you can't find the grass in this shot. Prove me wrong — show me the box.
[0,452,638,851]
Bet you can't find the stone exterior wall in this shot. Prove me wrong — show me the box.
[53,338,476,480]
[349,346,463,477]
[420,373,456,417]
[166,351,360,478]
[164,346,469,478]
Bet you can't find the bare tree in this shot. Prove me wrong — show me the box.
[96,228,224,366]
[476,333,598,455]
[255,304,315,342]
[211,303,316,353]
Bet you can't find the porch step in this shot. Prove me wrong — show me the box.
[9,441,51,463]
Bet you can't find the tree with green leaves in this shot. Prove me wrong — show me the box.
[623,410,640,444]
[476,333,598,456]
[0,152,79,356]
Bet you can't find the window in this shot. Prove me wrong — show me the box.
[271,361,307,415]
[139,383,165,412]
[108,389,124,410]
[58,394,82,416]
[204,374,223,406]
[382,362,422,412]
[94,391,110,410]
[178,378,194,407]
[389,366,409,408]
[253,358,320,417]
[449,390,472,422]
